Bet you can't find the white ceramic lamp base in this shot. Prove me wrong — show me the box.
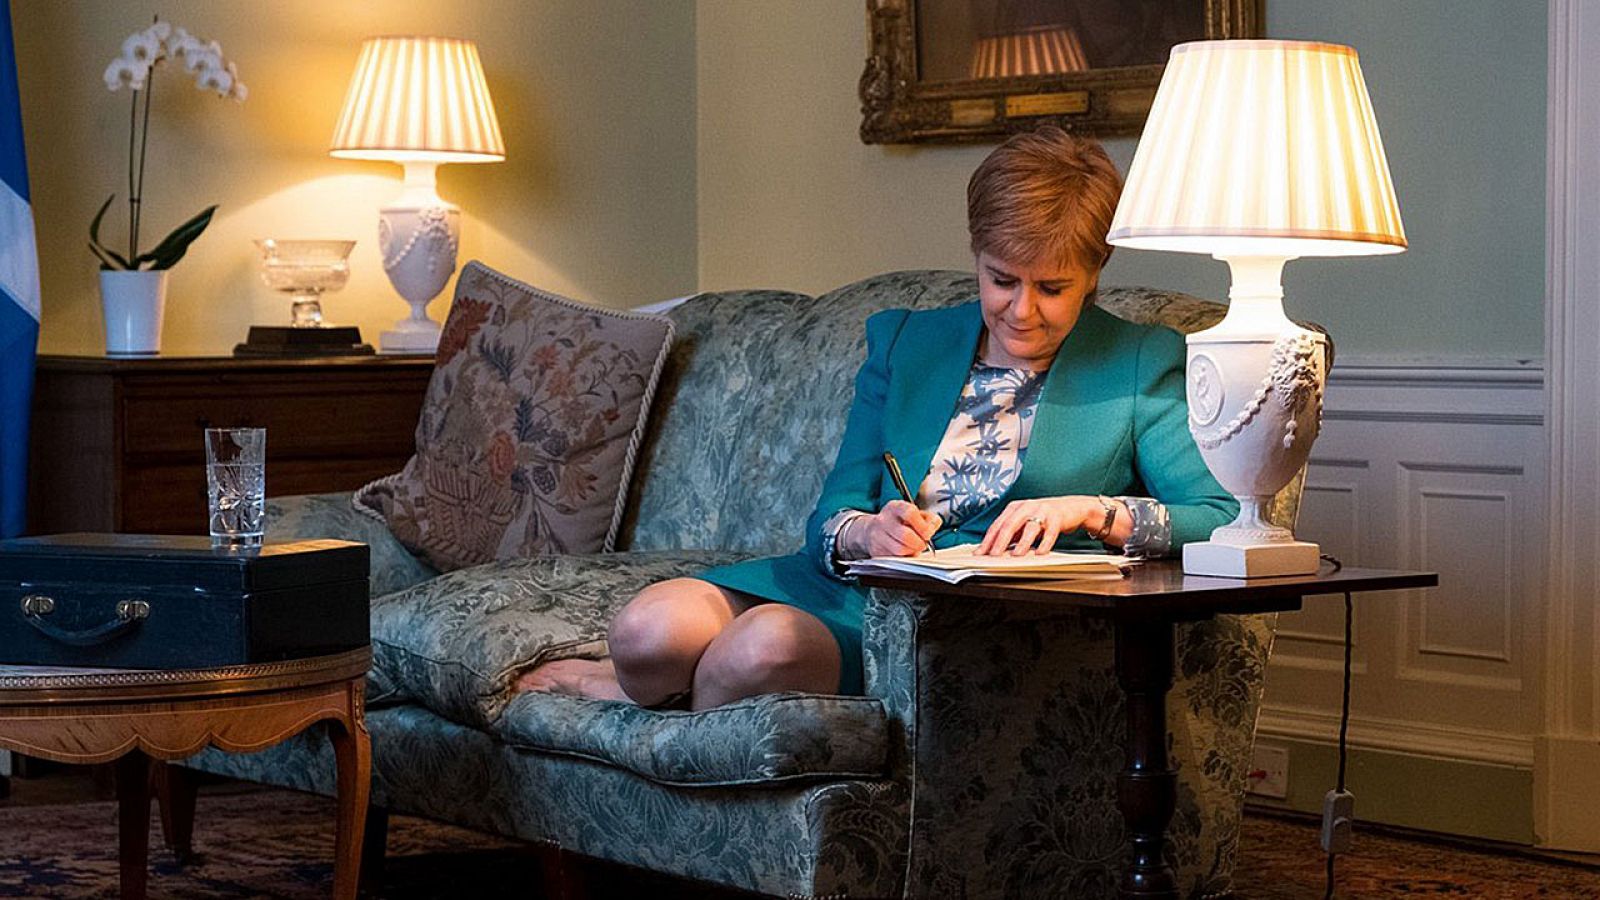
[1183,255,1327,578]
[377,162,460,354]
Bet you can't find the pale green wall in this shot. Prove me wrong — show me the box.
[696,0,1547,361]
[697,1,989,295]
[16,0,698,355]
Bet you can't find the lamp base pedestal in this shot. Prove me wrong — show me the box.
[379,321,441,354]
[1183,539,1320,578]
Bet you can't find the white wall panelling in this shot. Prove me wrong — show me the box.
[1538,0,1600,852]
[1259,361,1545,772]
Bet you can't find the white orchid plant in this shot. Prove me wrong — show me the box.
[89,19,247,271]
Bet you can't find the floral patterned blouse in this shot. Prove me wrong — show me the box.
[916,363,1046,526]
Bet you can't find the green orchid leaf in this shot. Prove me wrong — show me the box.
[88,194,120,265]
[136,205,217,270]
[87,241,130,271]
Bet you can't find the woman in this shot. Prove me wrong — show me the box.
[520,127,1237,709]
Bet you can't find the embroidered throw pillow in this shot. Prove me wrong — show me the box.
[355,261,675,571]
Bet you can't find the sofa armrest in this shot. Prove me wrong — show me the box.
[265,493,437,597]
[861,585,1275,899]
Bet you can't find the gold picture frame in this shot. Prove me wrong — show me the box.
[859,0,1264,144]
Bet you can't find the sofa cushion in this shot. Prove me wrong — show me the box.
[492,690,890,787]
[357,261,675,571]
[370,549,752,726]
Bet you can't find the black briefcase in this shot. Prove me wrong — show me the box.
[0,534,369,669]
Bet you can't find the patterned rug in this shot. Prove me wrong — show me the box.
[0,789,1596,898]
[1237,814,1600,899]
[0,791,528,899]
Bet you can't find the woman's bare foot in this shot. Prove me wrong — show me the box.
[515,658,632,702]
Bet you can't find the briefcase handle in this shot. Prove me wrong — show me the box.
[19,594,151,647]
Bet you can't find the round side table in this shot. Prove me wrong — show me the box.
[0,648,371,899]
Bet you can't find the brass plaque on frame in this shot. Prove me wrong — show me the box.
[1004,91,1089,118]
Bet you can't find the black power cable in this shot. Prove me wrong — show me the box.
[1317,553,1354,899]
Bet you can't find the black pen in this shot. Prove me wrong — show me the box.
[882,451,936,556]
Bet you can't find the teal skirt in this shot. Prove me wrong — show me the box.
[698,553,869,695]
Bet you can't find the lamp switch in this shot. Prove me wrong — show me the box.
[1320,789,1355,854]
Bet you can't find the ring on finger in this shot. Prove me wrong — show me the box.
[1024,515,1046,527]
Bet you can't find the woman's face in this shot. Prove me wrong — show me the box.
[976,250,1100,369]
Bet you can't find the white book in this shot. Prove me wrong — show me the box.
[844,543,1136,584]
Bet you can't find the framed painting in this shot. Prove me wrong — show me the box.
[860,0,1264,144]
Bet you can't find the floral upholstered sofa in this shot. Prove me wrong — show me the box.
[186,271,1300,899]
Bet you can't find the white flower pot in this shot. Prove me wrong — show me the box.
[99,269,168,356]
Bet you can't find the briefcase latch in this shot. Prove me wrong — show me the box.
[20,594,54,616]
[116,599,151,621]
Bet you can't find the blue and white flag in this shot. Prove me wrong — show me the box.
[0,0,39,538]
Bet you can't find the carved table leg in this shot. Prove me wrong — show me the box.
[1114,618,1179,900]
[115,751,152,900]
[154,762,199,864]
[330,683,372,900]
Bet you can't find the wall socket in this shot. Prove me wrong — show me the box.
[1247,744,1290,799]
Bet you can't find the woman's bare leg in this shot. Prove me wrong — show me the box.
[690,604,841,710]
[515,578,748,706]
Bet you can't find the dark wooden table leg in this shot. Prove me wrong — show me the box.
[331,684,372,900]
[153,762,199,864]
[1114,617,1179,900]
[358,804,389,897]
[115,751,152,900]
[538,843,587,900]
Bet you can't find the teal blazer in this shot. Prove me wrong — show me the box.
[701,301,1237,693]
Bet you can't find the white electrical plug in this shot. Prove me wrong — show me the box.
[1320,789,1355,854]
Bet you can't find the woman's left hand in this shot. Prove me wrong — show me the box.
[976,495,1128,556]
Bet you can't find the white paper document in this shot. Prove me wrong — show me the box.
[844,543,1136,584]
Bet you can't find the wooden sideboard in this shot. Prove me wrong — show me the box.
[26,355,434,535]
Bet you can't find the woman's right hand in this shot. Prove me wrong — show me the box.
[847,500,941,558]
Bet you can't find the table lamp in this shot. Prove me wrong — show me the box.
[1107,39,1406,577]
[330,36,505,353]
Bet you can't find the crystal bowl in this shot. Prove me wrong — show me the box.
[255,239,356,327]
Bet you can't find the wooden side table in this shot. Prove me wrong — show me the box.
[27,354,432,535]
[861,562,1438,900]
[0,648,372,899]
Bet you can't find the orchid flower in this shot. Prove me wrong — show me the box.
[183,46,219,74]
[120,30,162,66]
[103,57,142,92]
[90,21,244,271]
[196,64,233,97]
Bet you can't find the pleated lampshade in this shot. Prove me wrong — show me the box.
[329,36,505,163]
[969,25,1088,79]
[1108,40,1405,258]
